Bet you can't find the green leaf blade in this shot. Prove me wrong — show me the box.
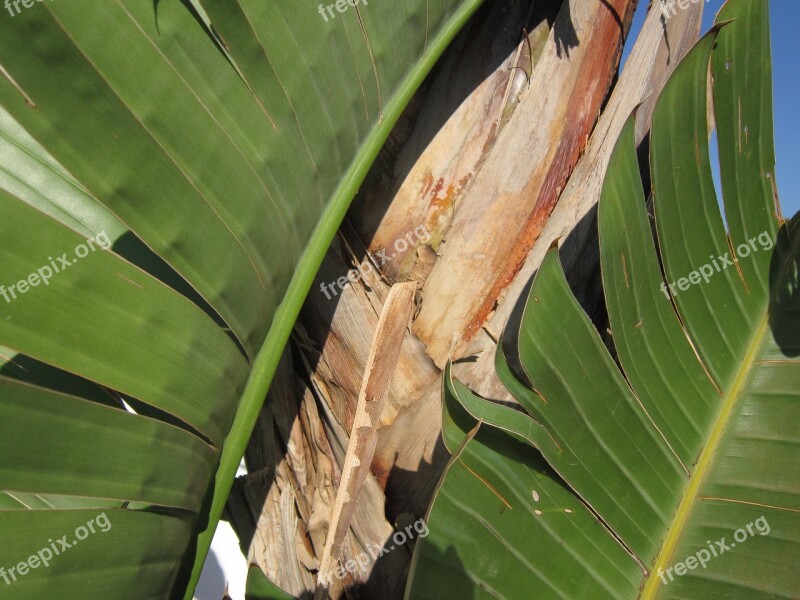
[517,249,686,563]
[0,377,217,512]
[599,115,720,470]
[0,191,249,447]
[713,0,779,297]
[0,509,194,597]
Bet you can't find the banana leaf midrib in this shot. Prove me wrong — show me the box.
[640,313,769,597]
[641,217,800,596]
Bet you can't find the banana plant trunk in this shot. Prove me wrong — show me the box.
[227,0,707,597]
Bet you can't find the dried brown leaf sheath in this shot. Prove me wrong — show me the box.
[315,282,417,594]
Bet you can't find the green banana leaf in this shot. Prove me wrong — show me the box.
[0,0,483,597]
[406,1,800,598]
[245,566,294,600]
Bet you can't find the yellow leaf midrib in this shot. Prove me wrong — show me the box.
[639,315,769,599]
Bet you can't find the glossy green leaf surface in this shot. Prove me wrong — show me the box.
[0,0,483,596]
[408,1,800,598]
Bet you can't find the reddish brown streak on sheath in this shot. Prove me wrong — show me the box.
[463,0,634,343]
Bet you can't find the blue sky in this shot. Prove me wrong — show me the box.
[623,0,798,219]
